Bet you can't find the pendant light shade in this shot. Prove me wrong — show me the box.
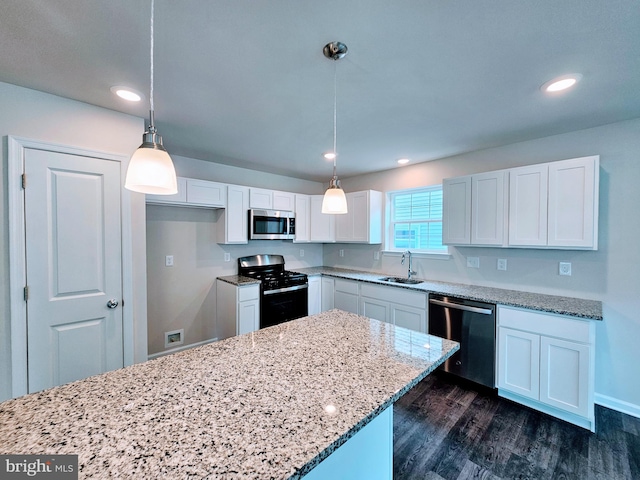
[125,0,177,195]
[321,41,348,215]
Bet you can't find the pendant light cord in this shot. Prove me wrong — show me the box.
[149,0,155,128]
[332,60,337,174]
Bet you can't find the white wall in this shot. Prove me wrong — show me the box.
[332,118,640,413]
[0,82,146,401]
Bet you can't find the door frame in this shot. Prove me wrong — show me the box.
[8,136,136,398]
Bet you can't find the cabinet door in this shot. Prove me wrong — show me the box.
[273,191,295,211]
[334,292,359,314]
[442,176,471,244]
[224,185,249,243]
[509,165,548,246]
[294,194,311,243]
[471,171,506,245]
[548,156,598,249]
[539,337,590,417]
[335,197,353,242]
[310,195,335,242]
[497,327,540,400]
[249,188,273,209]
[321,277,334,311]
[360,297,390,323]
[308,277,321,315]
[146,176,187,204]
[390,304,426,333]
[186,179,226,207]
[238,299,259,335]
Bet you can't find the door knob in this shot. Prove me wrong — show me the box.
[107,299,119,309]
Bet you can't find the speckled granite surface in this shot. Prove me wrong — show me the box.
[289,267,602,320]
[0,310,458,479]
[217,274,261,286]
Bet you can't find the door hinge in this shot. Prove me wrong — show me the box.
[21,173,26,189]
[23,286,29,301]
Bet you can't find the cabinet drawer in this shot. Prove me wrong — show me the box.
[360,283,426,309]
[334,279,359,295]
[238,285,260,302]
[498,306,591,343]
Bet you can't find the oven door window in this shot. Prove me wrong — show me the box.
[261,287,308,328]
[253,216,288,235]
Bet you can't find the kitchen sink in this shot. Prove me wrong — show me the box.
[378,276,424,285]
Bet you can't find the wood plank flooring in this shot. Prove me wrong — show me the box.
[393,373,640,480]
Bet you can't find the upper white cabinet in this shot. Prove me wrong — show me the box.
[216,184,249,244]
[443,156,599,250]
[147,177,226,208]
[249,188,295,211]
[442,176,471,244]
[310,195,336,243]
[335,190,383,244]
[443,172,507,246]
[294,194,311,243]
[509,156,599,249]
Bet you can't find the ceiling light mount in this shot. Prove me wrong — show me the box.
[541,73,583,94]
[323,42,348,61]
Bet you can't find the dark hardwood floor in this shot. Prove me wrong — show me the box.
[393,373,640,480]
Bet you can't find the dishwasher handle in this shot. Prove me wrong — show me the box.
[429,298,494,315]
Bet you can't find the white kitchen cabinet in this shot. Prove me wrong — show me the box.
[294,194,311,243]
[333,279,359,314]
[359,283,427,333]
[216,184,249,244]
[321,277,334,311]
[497,305,595,431]
[442,176,471,245]
[308,276,321,315]
[471,171,507,246]
[249,188,295,211]
[216,280,260,340]
[146,177,226,208]
[547,156,598,249]
[508,164,548,246]
[335,190,383,244]
[310,195,336,243]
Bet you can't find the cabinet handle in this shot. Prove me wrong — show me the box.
[429,298,493,315]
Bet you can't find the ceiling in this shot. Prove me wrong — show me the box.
[1,1,639,182]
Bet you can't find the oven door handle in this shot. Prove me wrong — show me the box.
[263,284,309,295]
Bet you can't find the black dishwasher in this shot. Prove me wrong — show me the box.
[428,294,496,388]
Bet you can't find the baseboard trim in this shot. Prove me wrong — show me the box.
[148,337,218,361]
[595,393,640,419]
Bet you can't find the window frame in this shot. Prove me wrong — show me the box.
[385,185,449,255]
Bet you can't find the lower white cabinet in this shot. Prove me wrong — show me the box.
[308,276,321,315]
[359,283,427,333]
[497,305,595,431]
[321,277,335,311]
[333,279,359,314]
[216,280,260,340]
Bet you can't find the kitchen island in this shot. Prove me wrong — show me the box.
[0,310,458,479]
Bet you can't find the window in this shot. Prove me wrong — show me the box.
[388,186,447,253]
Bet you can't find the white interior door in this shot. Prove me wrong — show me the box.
[24,148,124,393]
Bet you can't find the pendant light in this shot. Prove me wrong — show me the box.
[321,42,348,215]
[125,0,178,195]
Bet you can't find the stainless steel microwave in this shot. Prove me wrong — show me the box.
[249,209,295,240]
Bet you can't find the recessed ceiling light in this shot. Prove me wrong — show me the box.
[110,86,143,102]
[397,158,410,165]
[323,152,336,161]
[541,74,582,93]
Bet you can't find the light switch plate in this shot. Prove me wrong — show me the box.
[559,262,572,276]
[374,251,380,260]
[497,258,507,271]
[339,249,344,257]
[300,249,304,257]
[466,256,480,268]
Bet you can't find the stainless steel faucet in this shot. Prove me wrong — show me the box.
[401,250,417,279]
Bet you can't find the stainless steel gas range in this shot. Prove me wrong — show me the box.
[238,254,308,328]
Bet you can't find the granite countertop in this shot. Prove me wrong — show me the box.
[217,274,261,286]
[290,267,602,320]
[0,310,458,479]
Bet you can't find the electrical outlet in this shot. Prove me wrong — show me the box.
[165,255,174,267]
[300,249,304,257]
[339,249,344,257]
[224,253,231,262]
[374,251,380,260]
[466,256,480,268]
[559,262,572,276]
[497,258,507,271]
[164,328,184,349]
